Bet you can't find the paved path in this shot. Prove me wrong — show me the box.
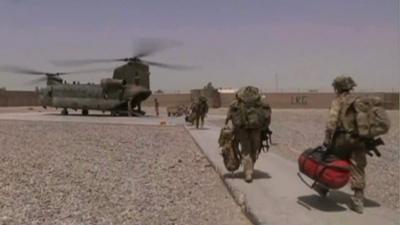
[0,111,185,126]
[186,122,399,225]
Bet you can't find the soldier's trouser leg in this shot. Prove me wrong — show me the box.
[200,115,205,128]
[195,115,200,128]
[350,150,367,213]
[237,129,261,182]
[249,130,261,163]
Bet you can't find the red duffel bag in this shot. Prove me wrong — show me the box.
[298,146,351,189]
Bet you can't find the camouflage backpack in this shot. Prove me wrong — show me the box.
[193,97,208,114]
[218,126,240,172]
[230,86,271,130]
[341,96,390,138]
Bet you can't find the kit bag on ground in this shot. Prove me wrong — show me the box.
[218,126,240,172]
[298,146,351,189]
[185,111,196,123]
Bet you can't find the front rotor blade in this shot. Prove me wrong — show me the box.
[142,59,196,71]
[51,58,125,67]
[0,65,48,75]
[59,68,114,75]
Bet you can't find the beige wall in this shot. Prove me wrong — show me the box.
[1,90,398,110]
[219,92,398,109]
[0,90,39,107]
[142,93,192,107]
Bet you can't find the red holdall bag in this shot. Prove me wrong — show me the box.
[298,146,351,189]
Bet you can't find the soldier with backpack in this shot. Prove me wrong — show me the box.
[224,86,272,182]
[320,75,390,213]
[193,96,209,129]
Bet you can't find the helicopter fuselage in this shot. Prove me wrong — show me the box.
[39,81,151,114]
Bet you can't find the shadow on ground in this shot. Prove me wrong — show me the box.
[223,169,271,180]
[187,127,211,130]
[47,113,154,118]
[297,190,381,212]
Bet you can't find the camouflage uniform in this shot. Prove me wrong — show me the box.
[225,86,271,182]
[235,127,262,181]
[154,98,159,116]
[323,75,366,213]
[194,97,209,129]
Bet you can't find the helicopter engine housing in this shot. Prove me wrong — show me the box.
[100,78,126,91]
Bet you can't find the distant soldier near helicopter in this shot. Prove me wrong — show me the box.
[317,75,390,213]
[222,86,272,182]
[154,98,160,116]
[192,96,209,129]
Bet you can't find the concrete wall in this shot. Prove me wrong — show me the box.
[142,93,192,107]
[220,92,399,110]
[1,90,398,110]
[0,90,39,107]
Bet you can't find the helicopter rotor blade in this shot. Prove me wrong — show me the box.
[26,77,49,85]
[51,58,126,67]
[1,65,112,76]
[141,59,196,71]
[60,68,114,75]
[50,38,185,68]
[132,38,182,58]
[0,65,50,75]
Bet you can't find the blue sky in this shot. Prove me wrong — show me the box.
[0,0,399,92]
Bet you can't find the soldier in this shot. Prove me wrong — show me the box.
[320,75,366,213]
[193,96,209,129]
[224,86,271,182]
[154,98,159,116]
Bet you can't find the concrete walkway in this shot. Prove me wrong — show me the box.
[0,111,185,126]
[186,123,399,225]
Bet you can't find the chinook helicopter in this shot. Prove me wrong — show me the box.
[1,40,191,116]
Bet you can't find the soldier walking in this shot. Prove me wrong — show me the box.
[193,96,209,129]
[319,75,390,213]
[154,98,159,116]
[224,86,271,182]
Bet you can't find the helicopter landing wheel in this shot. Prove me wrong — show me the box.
[61,108,68,115]
[82,109,89,116]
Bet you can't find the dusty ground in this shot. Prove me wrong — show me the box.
[0,120,250,225]
[207,108,400,210]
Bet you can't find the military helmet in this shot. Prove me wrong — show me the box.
[236,86,261,102]
[199,96,208,102]
[332,75,356,92]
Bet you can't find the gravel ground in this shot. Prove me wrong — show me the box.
[0,120,250,225]
[208,108,400,210]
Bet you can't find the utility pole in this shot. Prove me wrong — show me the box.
[275,73,279,92]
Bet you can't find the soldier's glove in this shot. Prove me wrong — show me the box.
[321,142,330,151]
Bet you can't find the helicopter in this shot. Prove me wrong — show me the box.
[1,40,191,116]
